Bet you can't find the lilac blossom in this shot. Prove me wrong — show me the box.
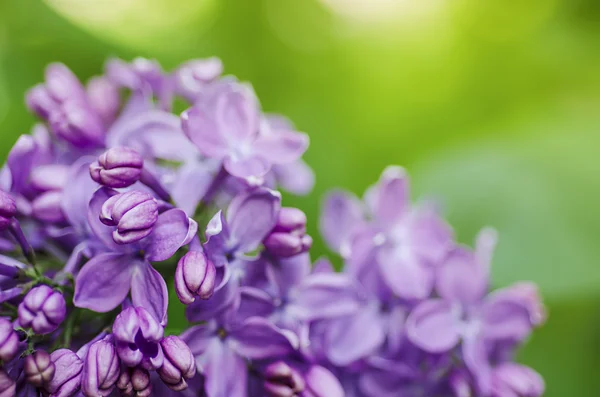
[18,285,67,335]
[112,307,164,370]
[24,350,55,388]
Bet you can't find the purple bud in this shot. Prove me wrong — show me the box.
[174,58,223,101]
[263,361,305,397]
[100,191,158,245]
[264,208,312,257]
[113,307,164,369]
[492,363,544,397]
[45,349,83,397]
[86,76,120,125]
[0,318,19,362]
[117,367,152,397]
[90,147,144,188]
[157,336,196,391]
[0,190,17,231]
[175,251,216,304]
[24,350,55,388]
[18,285,67,334]
[81,339,120,397]
[31,191,66,224]
[26,84,58,120]
[48,100,105,148]
[0,369,15,397]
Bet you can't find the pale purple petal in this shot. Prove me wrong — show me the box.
[304,365,345,397]
[200,339,247,397]
[62,157,99,233]
[144,209,198,262]
[238,287,276,321]
[406,299,460,353]
[87,187,122,250]
[215,87,259,143]
[437,247,487,305]
[273,160,315,195]
[180,324,216,357]
[203,211,230,269]
[253,131,309,164]
[367,166,410,229]
[73,253,134,312]
[463,334,492,395]
[223,155,270,180]
[7,135,37,194]
[180,106,228,158]
[377,246,435,300]
[186,279,239,323]
[266,253,311,297]
[170,162,214,216]
[405,205,454,265]
[131,262,169,325]
[319,190,364,253]
[230,317,299,360]
[481,291,533,342]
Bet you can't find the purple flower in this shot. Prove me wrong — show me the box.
[0,369,15,396]
[100,190,158,244]
[181,80,308,181]
[491,363,544,397]
[18,285,67,335]
[90,147,144,189]
[81,338,121,397]
[175,250,216,305]
[45,349,83,397]
[0,318,18,363]
[263,207,312,258]
[0,190,17,230]
[157,335,197,391]
[174,58,223,102]
[74,187,197,322]
[112,307,164,370]
[117,367,152,397]
[24,350,55,388]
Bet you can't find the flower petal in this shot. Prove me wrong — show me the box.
[230,317,299,360]
[481,290,533,342]
[253,131,309,165]
[87,187,122,250]
[144,209,198,262]
[186,279,239,323]
[62,157,99,233]
[272,159,315,195]
[73,253,134,312]
[377,246,435,300]
[437,247,487,305]
[223,155,270,180]
[266,253,311,297]
[170,162,214,216]
[405,299,460,353]
[238,287,276,321]
[319,190,364,253]
[304,365,345,397]
[366,166,410,229]
[131,262,169,325]
[200,339,248,397]
[181,106,229,159]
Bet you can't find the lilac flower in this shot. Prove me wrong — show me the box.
[18,285,67,335]
[263,207,312,258]
[112,307,164,370]
[157,335,197,391]
[90,147,144,189]
[99,190,159,244]
[81,337,121,397]
[24,350,55,388]
[173,58,223,102]
[0,318,18,362]
[117,367,152,397]
[45,349,84,397]
[181,80,308,181]
[175,250,216,305]
[74,187,197,323]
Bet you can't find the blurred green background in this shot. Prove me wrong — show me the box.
[1,0,599,395]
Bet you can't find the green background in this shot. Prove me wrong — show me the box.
[1,0,599,395]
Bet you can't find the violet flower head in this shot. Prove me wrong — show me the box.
[263,361,305,397]
[157,335,197,391]
[117,367,152,397]
[264,207,312,258]
[18,285,67,335]
[112,307,164,370]
[0,190,16,230]
[45,349,84,397]
[81,338,121,397]
[0,317,19,362]
[100,190,159,244]
[175,250,216,304]
[90,147,144,188]
[24,350,56,388]
[0,369,15,397]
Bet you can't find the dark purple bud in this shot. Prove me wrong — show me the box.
[113,307,164,370]
[175,251,216,304]
[100,191,159,245]
[30,165,70,192]
[174,58,223,100]
[157,336,196,391]
[26,84,58,120]
[117,367,152,397]
[492,363,544,397]
[24,350,55,388]
[264,361,305,397]
[81,339,121,397]
[18,285,67,335]
[90,147,144,188]
[0,369,15,397]
[48,100,105,148]
[0,190,17,231]
[44,63,87,104]
[45,349,83,397]
[31,191,66,224]
[0,317,19,362]
[86,76,120,124]
[264,207,312,257]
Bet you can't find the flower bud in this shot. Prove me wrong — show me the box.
[18,285,67,335]
[24,350,55,388]
[31,191,66,224]
[263,361,305,397]
[157,336,196,391]
[117,367,152,397]
[264,208,312,257]
[113,307,164,369]
[0,318,19,362]
[45,349,83,397]
[90,147,144,188]
[100,191,158,245]
[86,76,120,124]
[0,190,17,231]
[81,339,121,397]
[175,251,216,304]
[48,100,105,148]
[0,369,15,397]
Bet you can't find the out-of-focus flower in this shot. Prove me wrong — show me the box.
[491,363,545,397]
[112,307,164,370]
[0,369,15,396]
[24,350,56,388]
[18,285,67,335]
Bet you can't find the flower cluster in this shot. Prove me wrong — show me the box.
[0,57,544,397]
